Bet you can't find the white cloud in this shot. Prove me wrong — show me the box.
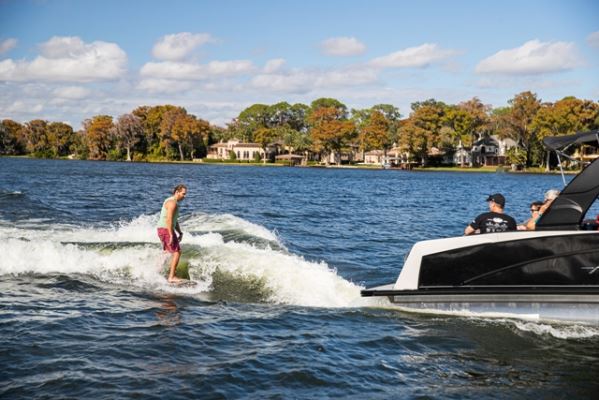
[250,66,378,93]
[369,43,458,68]
[475,39,583,75]
[587,31,599,49]
[139,60,254,80]
[208,60,254,75]
[0,36,127,82]
[6,100,43,114]
[137,78,194,94]
[152,32,215,61]
[53,86,91,99]
[0,38,17,54]
[321,37,366,56]
[263,58,286,73]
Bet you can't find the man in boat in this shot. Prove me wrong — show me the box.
[157,184,187,283]
[464,193,517,235]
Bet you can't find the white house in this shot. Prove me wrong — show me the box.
[457,135,517,166]
[207,140,272,161]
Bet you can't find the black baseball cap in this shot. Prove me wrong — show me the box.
[486,193,505,208]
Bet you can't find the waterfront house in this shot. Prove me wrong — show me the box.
[575,144,599,164]
[364,150,385,165]
[453,141,471,166]
[467,135,517,166]
[275,153,305,165]
[207,140,280,161]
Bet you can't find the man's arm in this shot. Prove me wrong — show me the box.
[464,216,479,235]
[464,225,475,235]
[175,222,183,241]
[527,199,554,231]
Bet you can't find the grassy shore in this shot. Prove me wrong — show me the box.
[414,166,499,173]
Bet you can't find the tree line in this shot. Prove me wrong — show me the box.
[1,91,598,166]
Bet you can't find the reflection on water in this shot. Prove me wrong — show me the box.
[154,295,181,327]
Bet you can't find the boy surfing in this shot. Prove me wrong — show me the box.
[157,184,187,283]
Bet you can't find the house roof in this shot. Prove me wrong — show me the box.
[473,136,499,147]
[233,143,262,148]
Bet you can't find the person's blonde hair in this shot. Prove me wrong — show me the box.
[544,189,559,201]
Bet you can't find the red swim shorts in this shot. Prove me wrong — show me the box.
[157,228,181,253]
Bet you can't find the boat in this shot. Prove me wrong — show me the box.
[361,130,599,324]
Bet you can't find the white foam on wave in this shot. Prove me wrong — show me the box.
[389,305,542,322]
[184,212,278,242]
[387,305,599,339]
[0,213,382,308]
[509,320,599,339]
[185,239,382,308]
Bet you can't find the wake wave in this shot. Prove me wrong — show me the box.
[509,320,599,339]
[5,211,593,338]
[0,212,378,308]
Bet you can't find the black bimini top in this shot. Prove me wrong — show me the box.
[543,130,599,151]
[537,130,599,231]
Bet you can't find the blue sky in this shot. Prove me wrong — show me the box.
[1,0,598,128]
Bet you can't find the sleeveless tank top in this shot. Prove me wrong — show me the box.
[157,196,179,229]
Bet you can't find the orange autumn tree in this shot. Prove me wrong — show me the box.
[171,112,211,160]
[308,106,355,166]
[532,96,599,139]
[360,110,391,159]
[83,115,115,160]
[0,119,26,155]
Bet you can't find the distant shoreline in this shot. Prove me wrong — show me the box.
[1,155,577,174]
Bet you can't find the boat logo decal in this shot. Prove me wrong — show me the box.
[582,265,599,275]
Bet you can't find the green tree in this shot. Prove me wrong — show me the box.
[24,120,51,158]
[310,98,348,117]
[254,127,277,163]
[236,104,271,141]
[288,103,310,132]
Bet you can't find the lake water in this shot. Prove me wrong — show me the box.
[1,157,599,399]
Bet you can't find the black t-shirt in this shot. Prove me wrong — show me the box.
[469,212,517,234]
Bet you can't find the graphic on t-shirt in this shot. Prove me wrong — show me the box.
[470,212,517,234]
[485,217,511,233]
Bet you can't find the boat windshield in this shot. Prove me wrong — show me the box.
[537,130,599,231]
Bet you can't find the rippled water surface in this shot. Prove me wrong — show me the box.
[1,157,599,399]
